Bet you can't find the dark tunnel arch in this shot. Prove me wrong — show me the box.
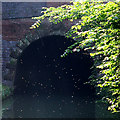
[14,35,95,98]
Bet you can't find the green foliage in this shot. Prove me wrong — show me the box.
[0,84,13,100]
[30,1,120,113]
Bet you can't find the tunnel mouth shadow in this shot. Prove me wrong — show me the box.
[14,35,95,98]
[13,35,96,118]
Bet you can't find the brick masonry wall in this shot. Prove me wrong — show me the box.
[2,40,18,79]
[2,18,35,41]
[2,2,71,41]
[2,18,35,78]
[2,2,72,81]
[2,2,47,19]
[2,2,46,81]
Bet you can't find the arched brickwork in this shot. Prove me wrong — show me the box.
[14,35,94,96]
[3,18,74,84]
[2,2,77,84]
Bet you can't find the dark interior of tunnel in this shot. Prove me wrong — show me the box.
[14,35,95,98]
[13,35,96,118]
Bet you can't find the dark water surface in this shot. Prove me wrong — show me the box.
[2,95,119,119]
[3,95,95,118]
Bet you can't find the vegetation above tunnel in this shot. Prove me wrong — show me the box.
[30,0,120,113]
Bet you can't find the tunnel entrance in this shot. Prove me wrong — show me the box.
[13,35,95,118]
[14,35,94,97]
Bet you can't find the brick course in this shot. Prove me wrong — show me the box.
[2,18,35,41]
[2,2,72,82]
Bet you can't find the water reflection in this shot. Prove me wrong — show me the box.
[3,95,95,118]
[3,95,119,119]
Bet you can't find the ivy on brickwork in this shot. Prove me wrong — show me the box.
[30,0,120,113]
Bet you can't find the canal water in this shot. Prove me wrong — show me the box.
[2,95,119,119]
